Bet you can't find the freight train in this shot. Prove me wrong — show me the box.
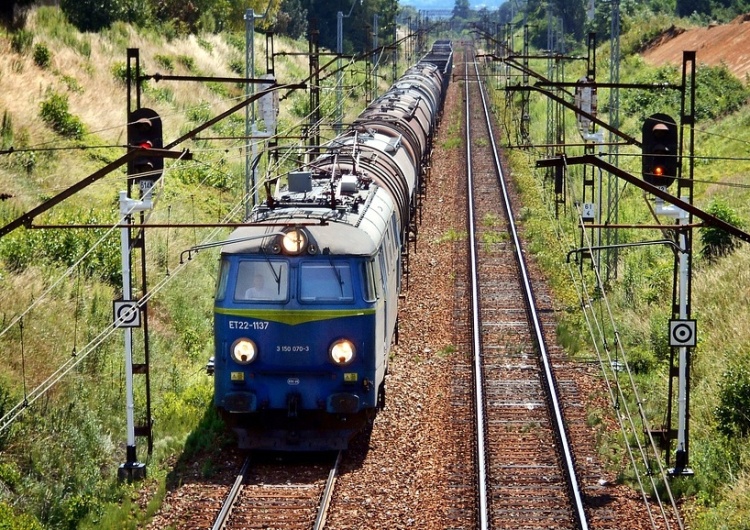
[210,41,453,450]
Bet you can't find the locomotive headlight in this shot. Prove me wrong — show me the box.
[281,228,307,255]
[329,339,356,365]
[231,338,257,364]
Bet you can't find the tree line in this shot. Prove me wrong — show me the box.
[2,0,399,55]
[5,0,750,52]
[463,0,750,50]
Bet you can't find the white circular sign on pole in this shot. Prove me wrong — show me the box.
[113,300,141,328]
[669,319,696,347]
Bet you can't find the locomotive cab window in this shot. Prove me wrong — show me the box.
[236,260,288,302]
[373,253,384,299]
[361,260,377,303]
[299,261,354,302]
[215,259,230,301]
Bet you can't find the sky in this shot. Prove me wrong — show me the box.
[400,0,504,13]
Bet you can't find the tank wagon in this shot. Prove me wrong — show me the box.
[210,44,453,450]
[421,39,453,96]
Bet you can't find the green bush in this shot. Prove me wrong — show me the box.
[39,92,86,140]
[649,311,672,362]
[0,502,43,530]
[228,57,244,76]
[154,54,174,72]
[0,461,22,491]
[10,30,33,54]
[176,55,196,72]
[692,471,750,530]
[196,36,213,52]
[156,382,213,435]
[207,80,234,98]
[171,162,232,190]
[623,346,656,374]
[695,64,750,120]
[621,61,750,122]
[110,61,127,84]
[289,92,310,119]
[223,32,245,53]
[700,199,744,261]
[120,0,154,27]
[156,19,180,41]
[0,209,121,285]
[32,43,51,68]
[15,394,121,530]
[147,86,174,103]
[111,62,146,86]
[715,364,750,438]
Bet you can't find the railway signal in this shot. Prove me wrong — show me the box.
[642,113,678,189]
[127,107,163,191]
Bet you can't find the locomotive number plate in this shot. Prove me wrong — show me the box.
[228,320,269,330]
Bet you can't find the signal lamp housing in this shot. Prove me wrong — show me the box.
[641,113,679,189]
[127,107,164,186]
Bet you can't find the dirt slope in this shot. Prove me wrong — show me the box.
[641,14,750,82]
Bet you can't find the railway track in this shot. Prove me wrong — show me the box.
[463,47,588,529]
[147,42,683,530]
[211,451,341,530]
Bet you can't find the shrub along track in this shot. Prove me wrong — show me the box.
[141,46,684,529]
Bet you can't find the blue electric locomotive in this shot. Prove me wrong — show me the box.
[211,45,452,450]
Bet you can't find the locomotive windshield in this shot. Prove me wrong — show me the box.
[236,260,288,302]
[299,261,354,302]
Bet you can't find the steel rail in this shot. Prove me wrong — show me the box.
[312,450,342,530]
[465,48,490,530]
[212,456,251,530]
[472,53,590,530]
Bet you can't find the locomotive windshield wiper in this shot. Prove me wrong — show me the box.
[261,250,283,294]
[327,255,346,296]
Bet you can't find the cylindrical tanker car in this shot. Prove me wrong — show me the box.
[211,42,453,450]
